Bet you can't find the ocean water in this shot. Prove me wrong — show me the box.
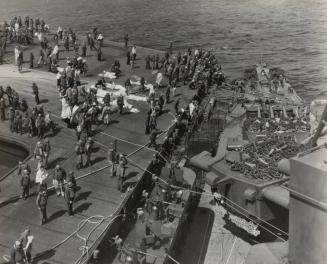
[0,0,327,103]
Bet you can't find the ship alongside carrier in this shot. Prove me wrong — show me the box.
[188,63,327,264]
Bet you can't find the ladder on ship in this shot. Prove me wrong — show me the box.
[186,110,223,156]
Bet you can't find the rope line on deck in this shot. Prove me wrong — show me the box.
[98,130,170,163]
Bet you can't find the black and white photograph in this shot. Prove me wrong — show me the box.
[0,0,326,263]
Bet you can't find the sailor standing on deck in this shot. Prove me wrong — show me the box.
[8,107,15,132]
[156,72,163,88]
[107,142,118,177]
[64,34,69,51]
[97,33,104,47]
[34,141,45,169]
[29,52,34,69]
[125,78,131,95]
[131,45,137,61]
[17,160,31,178]
[14,46,19,65]
[124,34,129,48]
[97,45,102,61]
[158,94,165,115]
[75,140,85,169]
[101,104,111,126]
[32,83,40,105]
[53,164,66,196]
[20,169,30,200]
[126,49,131,65]
[82,40,87,57]
[57,26,63,39]
[37,48,45,67]
[17,49,23,73]
[117,153,128,192]
[35,113,45,139]
[149,110,157,132]
[65,172,77,216]
[43,137,50,168]
[85,137,93,167]
[117,94,124,115]
[52,44,59,61]
[36,187,48,225]
[145,111,151,135]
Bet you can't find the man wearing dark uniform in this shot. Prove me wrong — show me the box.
[97,45,102,61]
[75,140,84,169]
[82,41,87,57]
[20,169,30,200]
[145,111,151,135]
[35,113,45,139]
[117,153,128,192]
[43,137,50,168]
[108,142,118,177]
[32,83,40,104]
[36,189,48,225]
[29,52,34,68]
[65,174,76,216]
[117,94,124,115]
[126,50,131,65]
[124,34,129,48]
[8,107,15,132]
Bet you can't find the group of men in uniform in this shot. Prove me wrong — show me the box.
[0,82,56,138]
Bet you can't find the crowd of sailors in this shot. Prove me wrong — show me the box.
[0,16,226,264]
[0,83,56,137]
